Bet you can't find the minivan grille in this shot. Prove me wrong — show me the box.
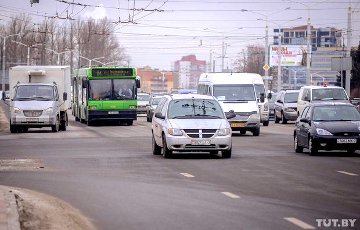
[23,110,43,117]
[183,129,217,138]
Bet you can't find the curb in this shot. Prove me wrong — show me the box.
[0,186,21,230]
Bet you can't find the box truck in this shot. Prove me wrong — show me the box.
[5,66,71,133]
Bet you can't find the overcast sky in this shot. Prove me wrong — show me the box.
[1,0,360,71]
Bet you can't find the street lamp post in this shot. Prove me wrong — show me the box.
[45,48,74,65]
[12,41,43,65]
[310,72,325,85]
[1,33,21,93]
[79,56,105,67]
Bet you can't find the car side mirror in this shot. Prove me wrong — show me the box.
[82,78,88,88]
[63,92,68,101]
[154,112,165,119]
[277,99,282,104]
[226,110,236,119]
[300,118,310,124]
[136,78,141,88]
[267,93,272,99]
[304,96,310,102]
[260,93,265,103]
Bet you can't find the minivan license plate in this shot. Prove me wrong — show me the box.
[191,140,210,145]
[337,139,356,144]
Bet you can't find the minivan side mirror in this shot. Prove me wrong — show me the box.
[260,93,265,103]
[226,110,236,119]
[300,118,310,124]
[63,92,68,101]
[154,112,165,119]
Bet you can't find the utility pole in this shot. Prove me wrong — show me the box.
[221,41,225,72]
[277,28,282,92]
[306,10,311,86]
[346,2,352,96]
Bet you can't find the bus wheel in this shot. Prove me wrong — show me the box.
[127,120,133,126]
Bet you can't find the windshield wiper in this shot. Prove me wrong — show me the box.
[15,97,33,101]
[32,96,52,101]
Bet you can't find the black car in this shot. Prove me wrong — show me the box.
[294,102,360,155]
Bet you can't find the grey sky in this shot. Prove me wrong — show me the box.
[1,0,360,71]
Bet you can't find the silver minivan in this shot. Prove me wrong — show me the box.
[151,94,235,158]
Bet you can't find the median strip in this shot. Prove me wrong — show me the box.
[221,192,240,199]
[180,173,195,178]
[337,171,358,176]
[284,217,315,229]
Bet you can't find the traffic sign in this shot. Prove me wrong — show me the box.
[263,64,270,71]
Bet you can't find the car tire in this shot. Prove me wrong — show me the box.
[152,134,161,155]
[294,134,303,153]
[161,135,172,158]
[252,127,260,136]
[281,112,287,124]
[308,137,318,156]
[10,124,18,133]
[51,115,60,132]
[263,120,269,126]
[274,111,280,123]
[222,149,232,158]
[146,115,150,122]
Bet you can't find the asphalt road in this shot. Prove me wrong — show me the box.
[0,103,359,230]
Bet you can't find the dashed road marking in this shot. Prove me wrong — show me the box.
[221,192,240,199]
[337,171,358,176]
[180,173,195,178]
[284,217,315,229]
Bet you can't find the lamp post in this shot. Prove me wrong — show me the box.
[79,56,105,67]
[97,61,118,66]
[45,48,74,65]
[310,72,325,85]
[1,33,21,93]
[12,41,43,65]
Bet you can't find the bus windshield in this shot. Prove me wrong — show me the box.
[89,79,136,100]
[213,84,256,101]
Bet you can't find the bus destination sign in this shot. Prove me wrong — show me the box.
[92,68,133,77]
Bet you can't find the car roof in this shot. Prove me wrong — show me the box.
[300,85,344,90]
[282,89,299,93]
[168,93,215,100]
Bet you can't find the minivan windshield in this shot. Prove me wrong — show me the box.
[213,84,256,101]
[14,85,55,101]
[284,92,299,103]
[168,99,225,119]
[312,88,348,101]
[312,105,360,121]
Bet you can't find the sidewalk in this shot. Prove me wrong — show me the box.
[0,186,21,230]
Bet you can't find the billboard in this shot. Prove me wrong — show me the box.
[269,45,307,67]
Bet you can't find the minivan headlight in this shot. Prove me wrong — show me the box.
[218,128,231,136]
[168,128,183,136]
[44,107,53,114]
[13,107,21,114]
[316,128,332,136]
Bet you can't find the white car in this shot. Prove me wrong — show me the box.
[151,94,235,158]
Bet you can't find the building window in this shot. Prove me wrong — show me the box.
[284,32,289,37]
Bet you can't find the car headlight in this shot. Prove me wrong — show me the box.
[13,107,21,114]
[168,128,183,136]
[249,113,260,120]
[44,107,53,114]
[284,107,295,112]
[263,103,269,111]
[218,128,231,136]
[316,128,333,136]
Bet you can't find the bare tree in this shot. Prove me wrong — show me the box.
[234,45,265,75]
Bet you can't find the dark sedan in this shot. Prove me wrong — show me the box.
[294,102,360,155]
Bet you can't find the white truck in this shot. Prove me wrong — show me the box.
[5,66,71,133]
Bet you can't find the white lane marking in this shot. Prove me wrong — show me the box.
[284,217,315,229]
[180,173,195,178]
[221,192,240,199]
[337,171,358,176]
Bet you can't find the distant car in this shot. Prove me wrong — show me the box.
[151,94,235,158]
[268,93,277,119]
[137,93,150,114]
[146,95,162,122]
[274,90,299,124]
[294,102,360,155]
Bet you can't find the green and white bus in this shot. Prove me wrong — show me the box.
[72,67,140,125]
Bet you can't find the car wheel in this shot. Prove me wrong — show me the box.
[252,127,260,136]
[294,134,303,153]
[146,115,150,122]
[240,130,246,135]
[263,120,269,126]
[51,115,60,132]
[161,135,172,158]
[281,112,287,124]
[222,148,232,158]
[308,137,318,156]
[274,111,280,123]
[152,134,161,155]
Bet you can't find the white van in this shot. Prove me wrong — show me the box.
[198,72,263,136]
[297,85,350,116]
